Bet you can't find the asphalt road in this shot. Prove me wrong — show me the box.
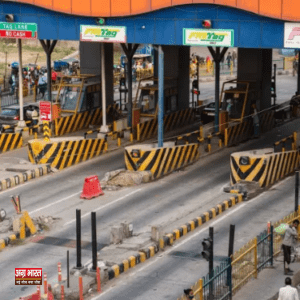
[92,173,297,300]
[1,116,300,299]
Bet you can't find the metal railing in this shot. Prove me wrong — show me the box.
[176,209,300,300]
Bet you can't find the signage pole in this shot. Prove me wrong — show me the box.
[158,45,164,148]
[297,50,300,95]
[100,43,109,133]
[17,39,26,128]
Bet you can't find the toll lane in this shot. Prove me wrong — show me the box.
[1,114,300,300]
[94,176,295,300]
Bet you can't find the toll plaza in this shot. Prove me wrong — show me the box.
[0,0,300,162]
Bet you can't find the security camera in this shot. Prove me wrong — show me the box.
[5,14,14,23]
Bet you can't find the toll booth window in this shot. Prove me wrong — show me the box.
[60,87,80,111]
[93,92,101,108]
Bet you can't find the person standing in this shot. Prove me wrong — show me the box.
[232,50,237,68]
[226,52,232,69]
[282,220,299,275]
[293,53,299,77]
[278,277,299,300]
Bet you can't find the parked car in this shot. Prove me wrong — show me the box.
[201,102,215,124]
[0,103,39,132]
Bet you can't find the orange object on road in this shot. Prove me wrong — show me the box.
[80,175,104,200]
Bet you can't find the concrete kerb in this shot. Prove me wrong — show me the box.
[104,193,245,282]
[158,193,245,249]
[0,165,51,193]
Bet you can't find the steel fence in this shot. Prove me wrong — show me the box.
[176,208,300,300]
[202,258,231,300]
[231,238,257,294]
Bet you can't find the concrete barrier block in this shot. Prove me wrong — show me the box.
[110,226,124,244]
[151,226,163,242]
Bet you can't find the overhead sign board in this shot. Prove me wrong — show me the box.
[39,101,51,121]
[284,23,300,48]
[183,29,234,47]
[0,22,37,39]
[80,25,126,43]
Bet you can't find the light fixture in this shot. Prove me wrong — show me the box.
[202,20,211,29]
[96,18,105,25]
[5,14,14,23]
[239,156,250,166]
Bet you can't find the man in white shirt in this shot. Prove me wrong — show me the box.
[278,277,299,300]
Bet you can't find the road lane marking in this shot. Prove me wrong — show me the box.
[28,191,81,215]
[64,189,142,227]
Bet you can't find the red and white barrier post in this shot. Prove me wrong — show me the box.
[96,267,101,293]
[61,285,65,300]
[37,285,41,300]
[79,276,84,300]
[58,262,62,282]
[43,272,47,295]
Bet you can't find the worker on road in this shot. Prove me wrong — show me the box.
[282,220,299,275]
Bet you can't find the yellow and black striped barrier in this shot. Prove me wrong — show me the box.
[225,119,253,147]
[54,104,119,137]
[43,121,50,142]
[28,137,107,170]
[125,142,199,179]
[230,148,300,187]
[0,133,23,153]
[274,132,297,152]
[0,210,37,251]
[159,193,244,249]
[107,244,159,279]
[260,109,275,133]
[137,108,195,141]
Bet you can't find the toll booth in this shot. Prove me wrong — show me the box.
[219,79,255,122]
[133,76,178,117]
[53,74,102,115]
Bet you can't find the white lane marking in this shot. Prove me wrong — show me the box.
[64,189,142,227]
[88,181,293,299]
[28,191,81,215]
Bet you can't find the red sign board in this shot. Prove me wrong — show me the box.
[39,101,51,121]
[0,30,37,39]
[15,268,42,285]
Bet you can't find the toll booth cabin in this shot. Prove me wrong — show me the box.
[54,75,102,115]
[133,76,178,119]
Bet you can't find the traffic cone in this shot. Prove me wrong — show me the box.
[80,175,104,200]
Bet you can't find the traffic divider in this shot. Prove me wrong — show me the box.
[137,108,195,141]
[230,148,300,187]
[0,165,50,192]
[124,142,199,180]
[54,104,119,136]
[28,137,107,170]
[159,194,244,249]
[107,245,159,280]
